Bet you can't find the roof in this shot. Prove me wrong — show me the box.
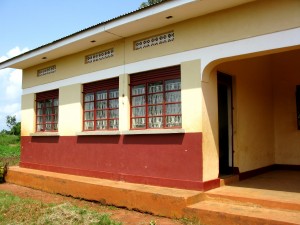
[0,0,255,70]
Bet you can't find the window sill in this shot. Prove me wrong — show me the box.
[122,129,185,135]
[30,132,60,137]
[76,131,121,136]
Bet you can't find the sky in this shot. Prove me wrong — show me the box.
[0,0,144,130]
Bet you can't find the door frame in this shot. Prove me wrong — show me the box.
[217,71,234,176]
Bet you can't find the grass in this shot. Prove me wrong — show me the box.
[0,135,20,167]
[0,190,122,225]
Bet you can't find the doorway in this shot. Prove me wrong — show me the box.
[217,72,233,176]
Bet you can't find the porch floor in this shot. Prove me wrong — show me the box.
[185,170,300,225]
[5,167,300,224]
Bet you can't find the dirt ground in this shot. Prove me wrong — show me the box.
[0,183,186,225]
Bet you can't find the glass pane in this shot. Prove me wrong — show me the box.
[132,118,146,128]
[54,115,58,123]
[148,93,163,104]
[84,111,94,120]
[85,102,94,110]
[148,117,163,128]
[109,99,119,108]
[84,121,94,130]
[96,91,107,100]
[96,110,107,119]
[45,123,52,131]
[109,89,119,99]
[96,120,107,130]
[54,107,58,115]
[46,108,52,115]
[165,79,181,91]
[132,96,145,106]
[37,124,44,131]
[85,93,94,102]
[110,109,119,119]
[45,99,53,107]
[37,109,43,116]
[46,116,52,122]
[37,101,44,109]
[53,123,58,131]
[132,85,145,96]
[165,91,181,103]
[148,105,163,116]
[36,116,43,123]
[132,107,146,117]
[166,116,182,127]
[53,99,59,106]
[148,81,163,93]
[166,104,181,115]
[109,120,119,129]
[96,101,107,109]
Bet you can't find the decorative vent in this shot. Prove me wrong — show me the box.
[134,31,175,50]
[37,65,56,77]
[85,48,114,64]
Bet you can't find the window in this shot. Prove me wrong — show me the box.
[83,78,119,131]
[36,90,59,132]
[130,66,181,129]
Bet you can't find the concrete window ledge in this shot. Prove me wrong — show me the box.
[122,129,185,135]
[30,132,60,137]
[76,131,121,136]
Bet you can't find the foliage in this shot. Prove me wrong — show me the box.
[140,0,164,8]
[0,134,20,167]
[6,115,16,130]
[10,122,21,136]
[5,115,21,136]
[0,191,122,225]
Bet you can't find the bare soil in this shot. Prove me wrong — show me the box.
[0,183,186,225]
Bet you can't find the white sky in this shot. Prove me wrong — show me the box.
[0,0,143,130]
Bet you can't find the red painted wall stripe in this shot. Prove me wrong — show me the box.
[20,133,219,190]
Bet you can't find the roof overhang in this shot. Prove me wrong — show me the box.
[0,0,255,70]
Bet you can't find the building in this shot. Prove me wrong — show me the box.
[1,0,300,191]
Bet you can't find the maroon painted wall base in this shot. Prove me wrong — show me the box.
[20,133,220,191]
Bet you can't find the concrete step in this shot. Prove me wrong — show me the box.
[184,200,300,225]
[206,186,300,212]
[6,166,203,218]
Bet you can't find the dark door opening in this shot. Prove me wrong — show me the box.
[217,72,233,176]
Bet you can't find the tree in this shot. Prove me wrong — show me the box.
[6,115,20,136]
[140,0,164,8]
[6,115,16,131]
[11,122,21,136]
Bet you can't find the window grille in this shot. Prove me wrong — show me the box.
[130,66,181,129]
[37,65,56,77]
[85,48,114,64]
[36,89,59,132]
[134,31,175,50]
[83,78,119,131]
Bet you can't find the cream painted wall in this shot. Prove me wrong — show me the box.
[21,93,35,136]
[202,49,300,178]
[181,60,202,132]
[22,0,300,89]
[119,74,130,131]
[272,50,300,165]
[201,71,219,181]
[216,56,275,173]
[59,84,82,136]
[201,55,275,178]
[23,40,124,89]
